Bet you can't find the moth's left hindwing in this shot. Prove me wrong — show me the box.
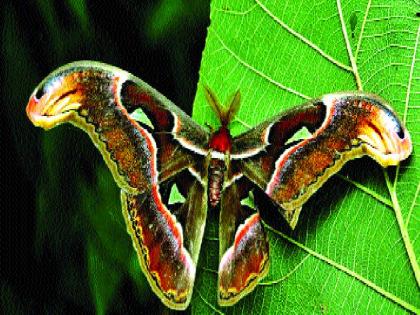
[26,61,210,310]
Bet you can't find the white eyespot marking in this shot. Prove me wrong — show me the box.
[262,122,274,145]
[321,93,337,107]
[266,95,336,196]
[171,112,209,156]
[231,147,265,159]
[211,151,225,160]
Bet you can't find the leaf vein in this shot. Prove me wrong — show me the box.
[336,0,362,90]
[355,0,371,61]
[260,254,310,286]
[264,223,420,313]
[255,0,353,72]
[212,29,311,99]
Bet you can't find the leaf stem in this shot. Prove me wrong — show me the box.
[212,30,311,100]
[406,183,420,227]
[264,223,420,313]
[336,0,363,91]
[259,254,310,285]
[383,169,420,287]
[197,290,225,315]
[394,23,420,189]
[234,117,253,129]
[255,0,353,72]
[355,0,371,61]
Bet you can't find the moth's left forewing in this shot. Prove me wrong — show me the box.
[120,77,210,159]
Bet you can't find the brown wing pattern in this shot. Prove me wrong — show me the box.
[26,61,209,310]
[237,93,411,228]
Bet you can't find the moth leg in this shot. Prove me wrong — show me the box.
[282,206,302,230]
[218,183,269,306]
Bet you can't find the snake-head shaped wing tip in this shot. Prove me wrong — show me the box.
[27,87,80,130]
[26,61,127,130]
[323,92,412,167]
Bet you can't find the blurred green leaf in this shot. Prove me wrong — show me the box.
[128,253,152,304]
[147,0,185,40]
[3,0,207,313]
[81,166,129,266]
[66,0,90,35]
[87,239,121,315]
[82,166,130,314]
[1,282,26,314]
[36,0,63,56]
[192,0,419,313]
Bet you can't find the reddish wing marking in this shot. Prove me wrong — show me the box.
[127,82,209,156]
[237,101,326,205]
[27,66,156,194]
[266,99,335,196]
[236,93,411,229]
[230,101,325,159]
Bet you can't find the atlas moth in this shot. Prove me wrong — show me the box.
[26,61,412,310]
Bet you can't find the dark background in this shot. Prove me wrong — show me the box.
[1,1,210,313]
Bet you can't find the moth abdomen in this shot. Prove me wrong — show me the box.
[209,159,226,207]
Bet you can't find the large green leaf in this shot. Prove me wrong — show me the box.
[191,0,419,313]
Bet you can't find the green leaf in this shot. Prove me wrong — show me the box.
[147,0,185,40]
[87,239,121,315]
[81,166,126,315]
[65,0,90,35]
[192,0,420,313]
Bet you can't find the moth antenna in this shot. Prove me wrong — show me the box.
[204,85,235,126]
[204,85,224,120]
[225,90,241,125]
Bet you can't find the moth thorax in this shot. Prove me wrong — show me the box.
[208,159,226,207]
